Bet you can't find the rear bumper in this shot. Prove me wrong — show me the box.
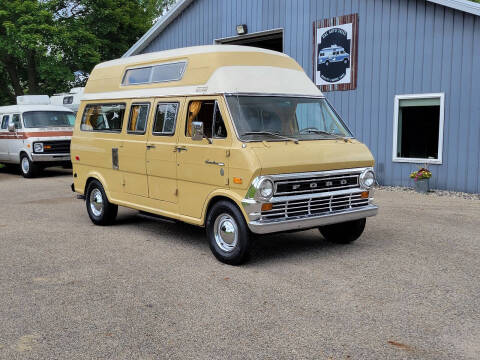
[247,204,378,234]
[31,153,70,162]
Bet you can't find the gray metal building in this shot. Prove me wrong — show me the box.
[124,0,480,193]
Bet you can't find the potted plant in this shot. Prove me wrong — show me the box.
[410,167,432,193]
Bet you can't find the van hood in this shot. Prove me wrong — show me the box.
[249,139,374,175]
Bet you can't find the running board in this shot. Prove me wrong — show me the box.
[138,211,177,224]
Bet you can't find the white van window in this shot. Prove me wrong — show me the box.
[81,104,125,132]
[153,103,178,135]
[127,103,150,134]
[12,114,22,129]
[1,115,9,129]
[23,111,74,128]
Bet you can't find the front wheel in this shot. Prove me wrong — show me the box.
[206,201,251,265]
[85,180,118,225]
[319,218,366,244]
[20,154,39,178]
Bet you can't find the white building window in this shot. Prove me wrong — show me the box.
[392,93,444,164]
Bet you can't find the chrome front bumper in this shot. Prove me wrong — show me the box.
[31,153,71,162]
[246,204,378,234]
[242,187,378,234]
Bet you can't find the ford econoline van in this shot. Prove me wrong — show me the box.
[0,95,75,177]
[71,45,377,265]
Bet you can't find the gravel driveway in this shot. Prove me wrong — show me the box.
[0,167,479,359]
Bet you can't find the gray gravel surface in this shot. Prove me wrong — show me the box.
[0,167,479,359]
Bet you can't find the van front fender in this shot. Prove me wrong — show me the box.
[201,189,249,227]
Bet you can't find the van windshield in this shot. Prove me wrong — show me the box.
[23,111,75,128]
[225,96,352,142]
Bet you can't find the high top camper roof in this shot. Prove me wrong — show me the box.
[82,45,323,101]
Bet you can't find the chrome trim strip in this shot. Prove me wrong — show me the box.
[31,153,71,162]
[269,167,370,181]
[247,205,378,234]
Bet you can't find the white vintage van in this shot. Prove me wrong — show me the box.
[0,95,75,177]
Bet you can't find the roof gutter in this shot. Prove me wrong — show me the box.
[122,0,195,58]
[426,0,480,16]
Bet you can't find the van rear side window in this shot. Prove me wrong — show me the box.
[153,103,178,135]
[81,104,125,132]
[128,104,150,134]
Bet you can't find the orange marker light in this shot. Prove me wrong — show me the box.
[44,145,52,149]
[361,191,369,199]
[261,203,273,211]
[27,144,30,148]
[233,177,243,184]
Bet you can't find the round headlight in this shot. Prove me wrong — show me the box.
[360,170,375,188]
[34,143,44,153]
[258,179,274,199]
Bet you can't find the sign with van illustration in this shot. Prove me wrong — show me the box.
[314,14,358,91]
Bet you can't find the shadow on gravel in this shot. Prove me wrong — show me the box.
[113,211,345,264]
[0,165,71,178]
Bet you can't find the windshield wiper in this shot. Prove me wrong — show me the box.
[242,131,299,144]
[299,128,348,141]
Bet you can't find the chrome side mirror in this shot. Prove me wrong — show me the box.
[191,121,204,141]
[7,124,15,132]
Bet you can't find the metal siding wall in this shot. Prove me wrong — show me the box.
[141,0,480,193]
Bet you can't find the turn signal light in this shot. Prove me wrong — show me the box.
[261,203,273,211]
[233,177,243,184]
[361,191,369,199]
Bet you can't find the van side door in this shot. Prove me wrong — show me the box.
[146,97,185,205]
[176,97,231,220]
[119,100,153,197]
[8,114,23,161]
[0,115,10,161]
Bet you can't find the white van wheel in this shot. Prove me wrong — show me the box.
[20,154,38,178]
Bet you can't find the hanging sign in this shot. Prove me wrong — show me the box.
[313,14,358,91]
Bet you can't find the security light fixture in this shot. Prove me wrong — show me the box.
[236,24,248,35]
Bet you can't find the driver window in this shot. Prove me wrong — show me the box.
[186,100,227,139]
[12,114,22,129]
[1,115,9,129]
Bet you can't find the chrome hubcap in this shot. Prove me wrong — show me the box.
[89,188,103,217]
[214,214,238,252]
[21,157,29,174]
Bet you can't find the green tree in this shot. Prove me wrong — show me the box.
[0,0,174,105]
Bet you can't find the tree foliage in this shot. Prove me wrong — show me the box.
[0,0,175,105]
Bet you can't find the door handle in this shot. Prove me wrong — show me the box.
[205,160,225,166]
[174,146,187,152]
[146,144,156,149]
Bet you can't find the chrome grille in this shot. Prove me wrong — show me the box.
[261,192,369,221]
[274,173,359,196]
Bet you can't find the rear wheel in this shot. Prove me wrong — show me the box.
[85,179,118,225]
[20,154,39,178]
[319,218,366,244]
[206,200,251,265]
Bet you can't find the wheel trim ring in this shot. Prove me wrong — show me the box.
[21,157,29,174]
[89,188,104,217]
[213,214,239,253]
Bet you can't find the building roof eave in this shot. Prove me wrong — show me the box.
[122,0,195,58]
[123,0,480,58]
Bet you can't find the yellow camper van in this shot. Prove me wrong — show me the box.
[71,45,377,264]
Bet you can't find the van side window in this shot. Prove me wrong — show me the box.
[1,115,9,129]
[81,104,125,132]
[213,102,227,138]
[185,100,217,138]
[12,114,22,129]
[127,103,150,134]
[152,103,178,136]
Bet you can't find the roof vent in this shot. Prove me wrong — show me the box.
[16,95,51,105]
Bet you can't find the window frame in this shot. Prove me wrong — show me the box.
[392,93,445,165]
[212,101,228,139]
[11,114,22,129]
[127,102,151,135]
[1,115,9,129]
[121,61,187,86]
[152,102,179,136]
[80,102,127,133]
